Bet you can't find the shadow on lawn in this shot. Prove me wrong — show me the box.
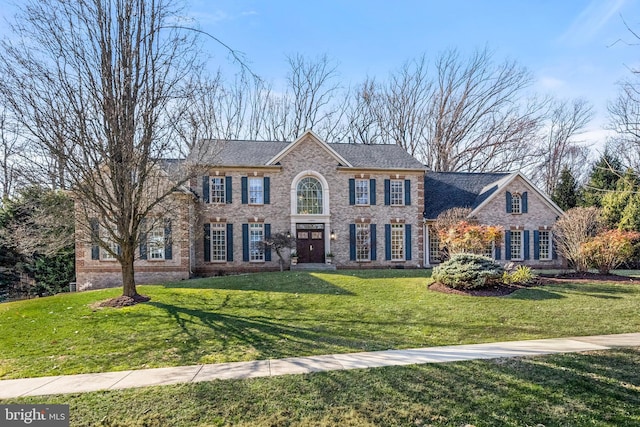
[161,272,355,295]
[146,300,361,358]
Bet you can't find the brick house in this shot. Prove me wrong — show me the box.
[423,171,565,268]
[75,132,565,289]
[75,131,426,289]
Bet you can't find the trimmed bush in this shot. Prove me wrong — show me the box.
[432,253,504,289]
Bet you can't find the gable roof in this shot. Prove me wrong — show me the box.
[423,171,512,219]
[189,131,425,170]
[423,171,564,219]
[266,130,353,167]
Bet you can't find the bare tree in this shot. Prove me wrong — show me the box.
[0,0,204,300]
[609,77,640,170]
[535,98,593,194]
[553,206,603,272]
[344,78,383,144]
[422,48,542,172]
[0,107,23,200]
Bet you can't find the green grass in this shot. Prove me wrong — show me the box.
[5,348,640,426]
[2,269,640,379]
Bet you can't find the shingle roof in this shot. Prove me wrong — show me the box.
[190,139,425,170]
[423,171,512,219]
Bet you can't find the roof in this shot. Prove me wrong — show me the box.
[423,171,512,219]
[189,136,425,170]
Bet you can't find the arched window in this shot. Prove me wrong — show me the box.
[511,193,522,214]
[297,177,323,214]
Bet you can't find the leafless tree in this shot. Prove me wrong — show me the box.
[0,107,23,200]
[422,48,542,172]
[344,78,383,144]
[0,0,205,300]
[553,206,603,272]
[535,98,593,194]
[609,77,640,170]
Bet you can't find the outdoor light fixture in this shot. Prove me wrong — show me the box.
[330,230,336,240]
[286,231,292,239]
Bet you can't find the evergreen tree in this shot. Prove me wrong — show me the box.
[601,169,640,231]
[581,151,623,207]
[552,167,578,211]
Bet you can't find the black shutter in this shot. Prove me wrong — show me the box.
[405,224,412,260]
[522,192,528,213]
[370,224,377,261]
[404,180,411,205]
[533,230,540,260]
[241,177,248,204]
[264,177,270,204]
[523,230,530,260]
[203,176,210,203]
[226,224,234,262]
[385,224,391,260]
[225,176,233,204]
[349,224,356,261]
[370,179,376,205]
[164,219,173,260]
[384,179,391,205]
[203,223,211,262]
[505,230,512,260]
[265,224,272,262]
[90,218,100,260]
[506,191,512,213]
[139,218,147,260]
[242,224,249,262]
[349,179,355,205]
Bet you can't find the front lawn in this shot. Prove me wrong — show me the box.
[1,269,640,379]
[6,348,640,426]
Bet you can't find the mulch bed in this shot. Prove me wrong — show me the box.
[97,294,151,308]
[429,272,640,297]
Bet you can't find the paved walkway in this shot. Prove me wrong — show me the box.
[1,333,639,399]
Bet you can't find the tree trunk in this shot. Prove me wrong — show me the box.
[120,245,138,297]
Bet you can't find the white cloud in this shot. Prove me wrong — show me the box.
[539,76,566,90]
[559,0,626,45]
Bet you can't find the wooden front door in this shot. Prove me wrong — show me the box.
[296,224,325,263]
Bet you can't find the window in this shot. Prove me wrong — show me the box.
[539,230,551,260]
[390,180,404,206]
[510,230,523,260]
[211,223,227,262]
[356,224,371,261]
[391,224,405,260]
[483,242,494,259]
[355,179,369,205]
[210,177,226,204]
[148,225,165,260]
[101,226,119,260]
[249,223,264,262]
[428,225,441,264]
[297,177,323,214]
[249,177,264,205]
[511,194,521,214]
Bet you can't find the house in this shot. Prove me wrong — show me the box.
[422,171,565,268]
[75,131,426,289]
[75,131,565,290]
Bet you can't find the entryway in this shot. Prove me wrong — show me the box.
[296,224,325,263]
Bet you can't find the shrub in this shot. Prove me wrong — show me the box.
[437,221,503,256]
[502,264,535,285]
[580,229,640,274]
[432,253,504,290]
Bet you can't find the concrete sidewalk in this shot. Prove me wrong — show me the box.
[1,332,639,399]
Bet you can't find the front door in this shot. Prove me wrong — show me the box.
[296,224,325,263]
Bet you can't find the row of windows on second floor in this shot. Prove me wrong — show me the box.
[90,218,174,262]
[200,174,415,213]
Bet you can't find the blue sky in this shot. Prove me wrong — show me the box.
[189,0,640,148]
[1,0,638,148]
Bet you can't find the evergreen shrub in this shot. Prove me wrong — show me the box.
[432,253,504,289]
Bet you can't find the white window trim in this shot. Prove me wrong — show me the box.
[148,225,165,261]
[510,230,523,261]
[249,177,264,205]
[355,179,370,206]
[511,193,522,214]
[210,223,227,263]
[390,179,404,206]
[391,223,405,261]
[539,230,552,261]
[249,223,265,262]
[355,223,371,262]
[210,176,226,205]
